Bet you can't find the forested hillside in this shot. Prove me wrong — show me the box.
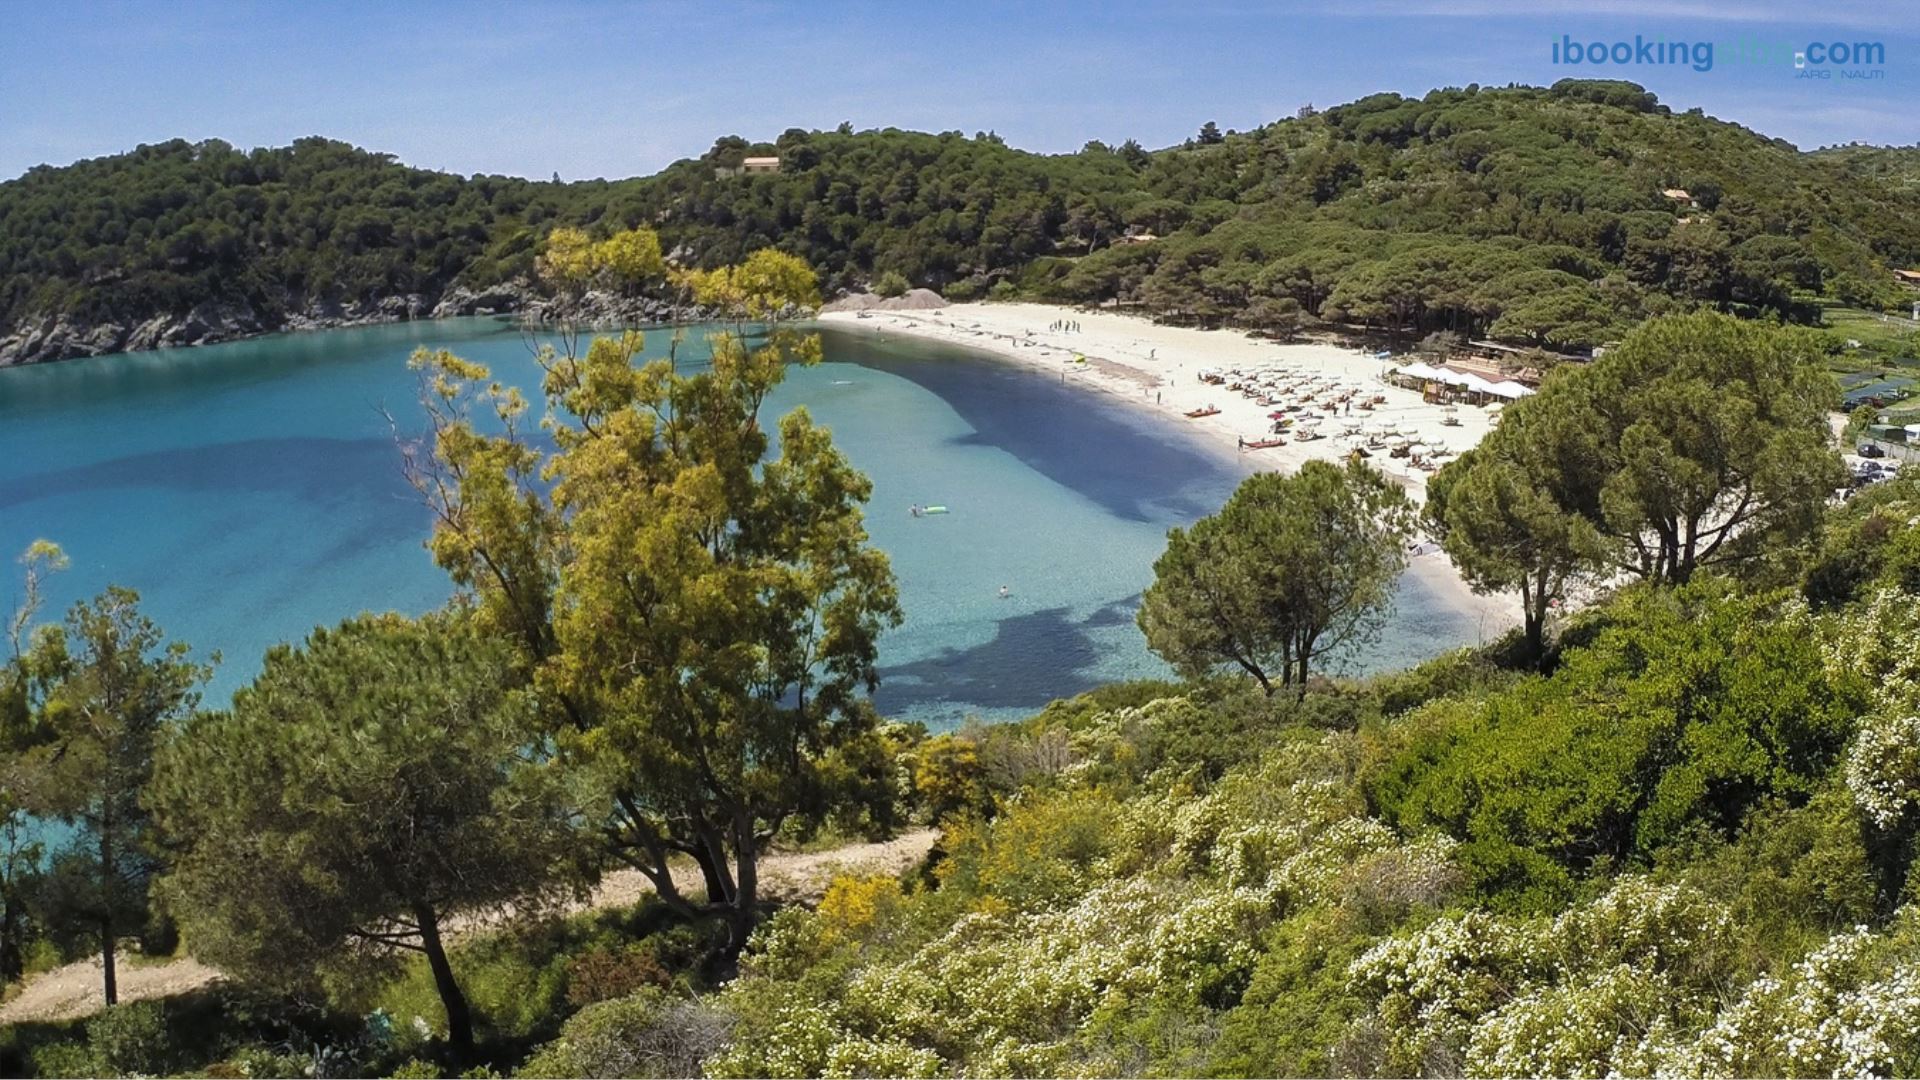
[3,79,1919,366]
[0,139,571,342]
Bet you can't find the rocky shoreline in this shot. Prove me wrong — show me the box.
[0,281,706,368]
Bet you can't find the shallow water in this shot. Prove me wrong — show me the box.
[0,318,1489,729]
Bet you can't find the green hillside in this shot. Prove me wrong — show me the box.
[2,79,1918,362]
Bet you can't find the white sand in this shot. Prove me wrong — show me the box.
[821,301,1519,633]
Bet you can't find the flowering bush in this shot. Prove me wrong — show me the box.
[1344,874,1920,1079]
[1347,908,1550,1073]
[1822,589,1920,707]
[1846,711,1920,830]
[699,678,1920,1079]
[814,874,906,948]
[1629,919,1920,1078]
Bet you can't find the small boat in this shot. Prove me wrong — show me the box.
[1185,406,1221,418]
[1243,437,1287,450]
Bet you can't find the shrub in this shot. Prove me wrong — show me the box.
[86,1000,172,1077]
[517,989,731,1079]
[943,276,984,302]
[873,270,910,298]
[27,1041,97,1080]
[910,733,990,822]
[564,943,672,1007]
[815,875,906,948]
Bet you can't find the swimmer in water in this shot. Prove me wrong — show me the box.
[910,504,922,517]
[998,585,1010,600]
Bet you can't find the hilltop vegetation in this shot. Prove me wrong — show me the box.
[0,138,574,339]
[5,81,1920,364]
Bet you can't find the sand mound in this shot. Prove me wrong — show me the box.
[822,288,947,313]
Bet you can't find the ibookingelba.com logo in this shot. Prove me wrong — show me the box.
[1550,34,1887,79]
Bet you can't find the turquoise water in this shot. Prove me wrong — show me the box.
[0,318,1484,728]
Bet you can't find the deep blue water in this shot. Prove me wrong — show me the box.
[0,318,1483,729]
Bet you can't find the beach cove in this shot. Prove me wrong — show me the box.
[821,301,1520,633]
[0,314,1512,730]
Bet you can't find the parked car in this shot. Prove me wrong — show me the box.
[1858,442,1887,459]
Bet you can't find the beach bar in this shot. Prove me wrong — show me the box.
[1389,362,1534,405]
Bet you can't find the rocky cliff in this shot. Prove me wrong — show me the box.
[0,282,704,368]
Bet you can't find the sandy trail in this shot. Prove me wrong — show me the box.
[0,829,937,1027]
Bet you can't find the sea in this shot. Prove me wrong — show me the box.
[0,317,1489,730]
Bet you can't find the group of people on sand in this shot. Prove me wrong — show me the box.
[1050,319,1082,332]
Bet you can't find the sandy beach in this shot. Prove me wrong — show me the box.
[821,301,1519,634]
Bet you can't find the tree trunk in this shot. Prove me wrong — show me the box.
[413,901,475,1061]
[101,918,117,1007]
[695,846,731,905]
[0,901,22,982]
[1524,574,1549,666]
[99,823,116,1007]
[723,813,760,956]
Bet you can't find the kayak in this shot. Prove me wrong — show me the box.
[922,505,949,514]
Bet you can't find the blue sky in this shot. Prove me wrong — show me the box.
[0,0,1913,182]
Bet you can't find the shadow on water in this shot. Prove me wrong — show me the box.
[0,436,421,520]
[875,594,1148,717]
[820,327,1238,525]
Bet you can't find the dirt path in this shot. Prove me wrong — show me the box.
[0,829,937,1027]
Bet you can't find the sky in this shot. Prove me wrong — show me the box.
[0,0,1914,182]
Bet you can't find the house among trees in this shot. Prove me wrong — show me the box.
[1892,268,1920,289]
[714,156,782,178]
[1661,187,1696,206]
[1115,226,1159,246]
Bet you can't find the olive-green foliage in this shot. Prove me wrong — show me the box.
[1372,579,1865,909]
[1800,473,1920,609]
[13,587,208,1004]
[372,900,720,1052]
[152,611,585,1059]
[1206,911,1369,1077]
[1139,460,1414,694]
[411,287,902,956]
[0,985,371,1080]
[696,574,1920,1077]
[11,82,1920,357]
[0,138,572,333]
[516,988,732,1079]
[82,1000,170,1077]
